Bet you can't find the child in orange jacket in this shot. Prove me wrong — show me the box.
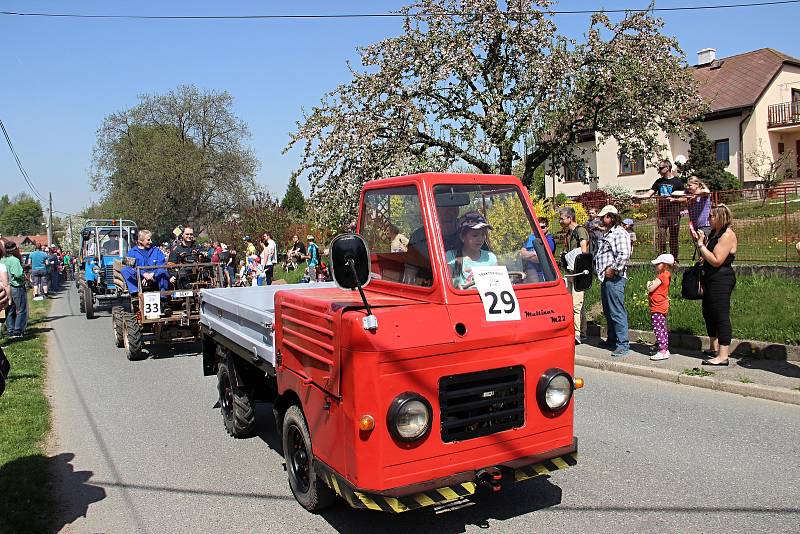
[647,253,674,361]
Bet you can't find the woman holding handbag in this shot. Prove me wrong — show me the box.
[692,204,737,366]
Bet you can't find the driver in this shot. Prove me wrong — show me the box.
[446,212,497,289]
[102,231,122,256]
[168,226,205,288]
[122,229,169,296]
[407,205,460,263]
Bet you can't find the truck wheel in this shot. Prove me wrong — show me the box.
[217,357,256,438]
[78,287,86,313]
[123,312,145,361]
[111,306,125,348]
[282,405,336,512]
[83,284,94,319]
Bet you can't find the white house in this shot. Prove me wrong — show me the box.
[548,48,800,196]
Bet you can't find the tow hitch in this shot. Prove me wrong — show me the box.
[476,467,503,492]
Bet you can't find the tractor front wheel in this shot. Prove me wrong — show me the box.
[111,306,125,348]
[83,283,94,319]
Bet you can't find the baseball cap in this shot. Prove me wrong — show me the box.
[458,211,493,231]
[622,218,634,226]
[651,253,675,265]
[597,205,618,217]
[307,234,315,241]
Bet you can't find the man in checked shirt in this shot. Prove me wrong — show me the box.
[595,205,632,357]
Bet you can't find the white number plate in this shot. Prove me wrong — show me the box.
[143,292,161,319]
[172,290,194,298]
[472,266,521,322]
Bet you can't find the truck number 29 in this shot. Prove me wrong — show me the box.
[484,290,516,315]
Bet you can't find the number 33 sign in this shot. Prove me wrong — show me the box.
[472,266,521,322]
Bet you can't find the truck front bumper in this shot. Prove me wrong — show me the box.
[315,438,577,513]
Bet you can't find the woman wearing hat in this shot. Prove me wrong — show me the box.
[446,212,497,289]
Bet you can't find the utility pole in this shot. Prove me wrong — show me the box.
[47,192,53,246]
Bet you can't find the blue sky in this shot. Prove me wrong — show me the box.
[1,0,799,217]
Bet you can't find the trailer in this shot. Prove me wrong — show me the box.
[199,173,591,513]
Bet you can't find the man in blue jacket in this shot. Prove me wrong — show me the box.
[122,229,169,296]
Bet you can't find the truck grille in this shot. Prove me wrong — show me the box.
[439,366,525,443]
[104,265,114,288]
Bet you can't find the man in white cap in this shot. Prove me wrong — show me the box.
[594,205,632,357]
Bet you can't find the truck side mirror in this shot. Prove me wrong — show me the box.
[330,234,371,290]
[572,253,594,292]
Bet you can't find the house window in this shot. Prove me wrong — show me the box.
[563,160,586,183]
[714,139,730,165]
[618,153,644,176]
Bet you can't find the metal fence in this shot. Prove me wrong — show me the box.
[562,185,800,264]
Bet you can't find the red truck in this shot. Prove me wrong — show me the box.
[200,173,590,513]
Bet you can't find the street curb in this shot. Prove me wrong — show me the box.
[575,355,800,406]
[587,326,800,362]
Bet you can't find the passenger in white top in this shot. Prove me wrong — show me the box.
[446,211,497,289]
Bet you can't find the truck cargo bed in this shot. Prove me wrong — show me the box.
[200,283,337,367]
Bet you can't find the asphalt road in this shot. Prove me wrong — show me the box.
[47,286,800,533]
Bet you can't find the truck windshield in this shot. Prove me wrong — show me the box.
[360,185,433,287]
[433,184,557,290]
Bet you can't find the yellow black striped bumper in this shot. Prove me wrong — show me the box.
[315,450,578,513]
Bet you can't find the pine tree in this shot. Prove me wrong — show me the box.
[681,129,740,191]
[281,175,306,216]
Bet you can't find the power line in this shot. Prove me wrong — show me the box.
[0,1,798,20]
[0,118,44,202]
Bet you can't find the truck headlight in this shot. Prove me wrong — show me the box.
[387,393,432,442]
[537,369,574,412]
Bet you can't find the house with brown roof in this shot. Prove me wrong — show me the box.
[0,234,50,249]
[548,47,800,196]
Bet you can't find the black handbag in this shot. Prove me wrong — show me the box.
[681,248,704,300]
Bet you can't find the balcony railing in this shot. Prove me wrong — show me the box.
[768,100,800,128]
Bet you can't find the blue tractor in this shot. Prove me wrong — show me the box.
[77,219,137,319]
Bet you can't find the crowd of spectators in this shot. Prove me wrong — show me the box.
[562,160,738,364]
[0,238,75,340]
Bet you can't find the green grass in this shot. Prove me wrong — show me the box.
[273,263,307,284]
[683,368,714,377]
[583,268,800,346]
[0,295,53,534]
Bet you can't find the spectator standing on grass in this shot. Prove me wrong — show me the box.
[520,217,555,283]
[305,235,320,282]
[0,246,8,332]
[259,233,277,286]
[622,218,637,247]
[557,207,590,345]
[29,245,49,300]
[693,204,738,366]
[683,176,712,236]
[647,253,674,361]
[586,207,604,243]
[594,205,632,357]
[2,242,28,338]
[634,159,684,258]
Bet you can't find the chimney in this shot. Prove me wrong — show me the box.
[697,48,716,66]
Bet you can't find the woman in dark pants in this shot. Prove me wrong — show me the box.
[691,204,738,366]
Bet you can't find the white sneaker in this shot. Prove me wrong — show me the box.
[650,350,670,361]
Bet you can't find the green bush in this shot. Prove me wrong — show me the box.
[584,269,800,345]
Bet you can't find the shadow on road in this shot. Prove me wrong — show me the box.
[0,452,106,534]
[320,475,562,533]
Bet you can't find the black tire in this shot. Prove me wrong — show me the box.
[83,283,94,320]
[122,312,145,361]
[217,356,256,438]
[282,405,336,512]
[78,287,86,313]
[111,306,125,348]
